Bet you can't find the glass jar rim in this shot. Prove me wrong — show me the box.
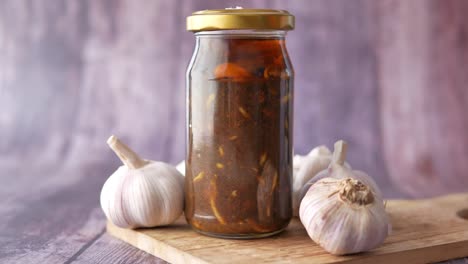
[194,30,287,38]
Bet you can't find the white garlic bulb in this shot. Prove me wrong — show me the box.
[292,145,351,216]
[300,177,390,255]
[299,140,390,255]
[100,135,184,229]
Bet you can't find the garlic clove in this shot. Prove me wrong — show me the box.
[100,135,184,229]
[293,146,330,174]
[293,145,331,167]
[300,177,390,255]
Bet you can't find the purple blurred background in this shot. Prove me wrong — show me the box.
[1,0,468,199]
[1,1,468,263]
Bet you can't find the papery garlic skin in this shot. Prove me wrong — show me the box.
[100,162,184,228]
[297,141,381,215]
[299,177,390,255]
[292,145,352,216]
[299,165,382,208]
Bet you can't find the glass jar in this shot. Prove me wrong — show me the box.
[185,9,295,239]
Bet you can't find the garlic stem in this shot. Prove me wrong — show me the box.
[107,135,149,169]
[338,178,374,206]
[332,140,348,166]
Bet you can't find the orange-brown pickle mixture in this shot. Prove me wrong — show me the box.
[186,35,293,237]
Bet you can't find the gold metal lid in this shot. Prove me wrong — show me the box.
[187,8,295,32]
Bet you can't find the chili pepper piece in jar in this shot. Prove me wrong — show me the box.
[214,63,252,81]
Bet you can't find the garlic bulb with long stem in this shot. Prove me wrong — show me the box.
[299,140,390,255]
[100,135,184,228]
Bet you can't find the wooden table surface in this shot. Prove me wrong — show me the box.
[0,161,466,264]
[0,161,167,263]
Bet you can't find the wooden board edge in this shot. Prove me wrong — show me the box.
[107,219,468,264]
[387,192,468,204]
[107,222,208,264]
[338,241,468,264]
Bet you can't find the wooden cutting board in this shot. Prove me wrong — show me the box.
[107,193,468,264]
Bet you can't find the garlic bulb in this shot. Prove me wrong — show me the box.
[100,135,184,228]
[299,140,390,255]
[300,178,390,255]
[292,145,351,216]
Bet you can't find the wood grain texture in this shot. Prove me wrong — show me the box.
[1,0,468,263]
[376,0,468,197]
[71,234,166,264]
[108,193,468,264]
[0,162,107,263]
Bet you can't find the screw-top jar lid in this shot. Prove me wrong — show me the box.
[187,8,295,32]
